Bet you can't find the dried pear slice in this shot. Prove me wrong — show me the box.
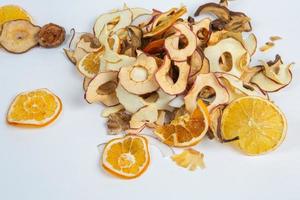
[204,38,248,77]
[85,72,119,106]
[155,55,190,95]
[115,83,147,113]
[165,22,197,61]
[184,73,229,113]
[0,20,40,54]
[251,71,287,92]
[119,53,159,95]
[130,104,158,129]
[94,9,132,37]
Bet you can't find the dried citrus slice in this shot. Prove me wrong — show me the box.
[221,96,287,155]
[77,50,103,78]
[7,89,62,127]
[0,5,33,26]
[102,135,150,179]
[154,99,210,147]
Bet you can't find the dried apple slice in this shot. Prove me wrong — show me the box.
[194,3,230,21]
[204,38,248,77]
[261,55,293,85]
[165,22,197,61]
[77,49,104,78]
[115,83,147,113]
[155,55,190,95]
[94,9,132,37]
[217,73,268,101]
[130,104,158,129]
[191,18,211,48]
[83,77,92,91]
[184,73,229,113]
[154,89,176,111]
[119,53,159,95]
[251,72,288,92]
[131,8,152,19]
[85,72,119,106]
[103,55,136,72]
[243,33,257,56]
[169,95,185,108]
[102,104,124,118]
[0,20,40,54]
[189,49,204,76]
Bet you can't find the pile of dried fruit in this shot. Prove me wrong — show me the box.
[0,5,66,54]
[63,1,293,179]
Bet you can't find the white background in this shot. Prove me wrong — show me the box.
[0,0,300,199]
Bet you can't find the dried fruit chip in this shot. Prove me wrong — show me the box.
[102,135,150,179]
[172,148,205,171]
[0,19,40,53]
[7,88,62,127]
[77,49,104,78]
[0,5,33,26]
[221,96,287,155]
[38,23,66,48]
[155,99,210,147]
[107,110,131,134]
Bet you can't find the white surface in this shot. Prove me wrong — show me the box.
[0,0,300,199]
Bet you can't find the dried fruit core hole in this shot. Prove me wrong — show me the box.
[219,52,233,72]
[198,86,216,104]
[97,81,117,95]
[130,66,148,82]
[169,62,180,83]
[118,153,135,168]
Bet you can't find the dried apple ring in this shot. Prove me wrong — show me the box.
[119,53,159,95]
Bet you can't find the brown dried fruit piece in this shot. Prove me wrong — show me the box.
[0,20,40,54]
[107,110,131,134]
[38,23,66,48]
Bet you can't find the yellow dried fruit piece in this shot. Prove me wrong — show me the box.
[0,5,32,25]
[102,135,150,179]
[172,148,205,171]
[221,96,287,155]
[77,49,104,78]
[7,88,62,127]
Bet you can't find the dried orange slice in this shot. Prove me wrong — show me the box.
[0,5,33,26]
[221,96,287,155]
[77,50,103,78]
[7,89,62,127]
[102,135,150,179]
[154,99,210,147]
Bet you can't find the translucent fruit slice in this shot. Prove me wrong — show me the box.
[221,96,287,155]
[0,5,33,25]
[102,135,150,179]
[7,88,62,127]
[77,50,103,78]
[154,100,210,147]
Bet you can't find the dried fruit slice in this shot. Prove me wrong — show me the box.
[7,88,62,127]
[165,22,197,61]
[194,3,230,21]
[116,84,147,113]
[38,23,66,48]
[119,53,159,95]
[85,72,119,106]
[130,104,158,129]
[189,50,204,76]
[204,38,248,77]
[0,5,33,25]
[131,7,152,19]
[0,20,40,53]
[251,71,287,92]
[185,73,229,113]
[192,18,211,48]
[102,135,150,179]
[243,33,257,56]
[221,96,287,155]
[172,148,205,171]
[154,100,210,147]
[77,49,104,78]
[106,110,130,134]
[94,9,132,37]
[155,55,190,95]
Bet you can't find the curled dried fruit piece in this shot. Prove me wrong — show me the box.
[106,110,131,134]
[119,53,159,95]
[185,73,229,113]
[195,3,230,21]
[155,99,210,147]
[102,104,124,117]
[130,104,158,129]
[77,49,104,78]
[0,19,40,53]
[38,23,66,48]
[191,18,211,48]
[172,148,205,171]
[164,22,197,61]
[259,42,274,52]
[155,55,190,95]
[204,38,249,77]
[85,72,119,106]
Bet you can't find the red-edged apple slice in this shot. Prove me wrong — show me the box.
[184,73,229,113]
[165,22,197,61]
[155,55,190,95]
